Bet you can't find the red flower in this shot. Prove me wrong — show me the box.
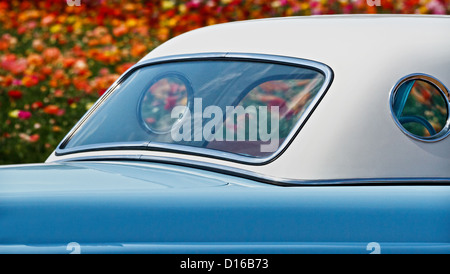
[98,89,107,96]
[31,101,43,110]
[8,90,22,100]
[29,134,40,143]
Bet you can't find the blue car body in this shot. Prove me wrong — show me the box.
[1,15,450,254]
[1,161,449,254]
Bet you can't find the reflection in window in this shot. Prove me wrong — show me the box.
[238,78,323,138]
[208,77,324,155]
[392,78,448,139]
[62,59,328,159]
[141,75,189,133]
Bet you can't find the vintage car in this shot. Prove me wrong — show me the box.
[1,14,449,254]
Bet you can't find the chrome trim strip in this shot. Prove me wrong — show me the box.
[55,142,149,154]
[52,52,334,165]
[389,73,450,142]
[50,154,450,187]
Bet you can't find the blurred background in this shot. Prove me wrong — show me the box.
[0,0,449,164]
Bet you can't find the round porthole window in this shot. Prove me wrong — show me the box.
[390,74,450,141]
[140,74,190,134]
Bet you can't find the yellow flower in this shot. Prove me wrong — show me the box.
[417,6,428,14]
[126,18,138,28]
[8,110,19,118]
[168,17,178,27]
[67,15,77,24]
[162,0,175,10]
[271,1,281,8]
[178,4,187,13]
[85,102,94,110]
[50,24,62,33]
[73,21,83,34]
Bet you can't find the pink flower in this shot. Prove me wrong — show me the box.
[164,96,178,110]
[427,0,446,14]
[12,79,22,86]
[18,110,31,120]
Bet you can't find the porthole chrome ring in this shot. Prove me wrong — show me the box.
[389,73,450,142]
[138,72,193,135]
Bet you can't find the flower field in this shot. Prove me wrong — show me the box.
[0,0,448,164]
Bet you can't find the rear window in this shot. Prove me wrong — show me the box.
[59,57,330,162]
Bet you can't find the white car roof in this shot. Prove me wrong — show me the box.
[50,15,450,181]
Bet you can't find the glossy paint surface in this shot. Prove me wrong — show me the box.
[1,161,449,253]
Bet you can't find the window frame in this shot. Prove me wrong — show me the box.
[55,52,334,165]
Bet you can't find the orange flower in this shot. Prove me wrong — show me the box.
[41,66,53,76]
[32,39,45,52]
[43,105,60,115]
[43,47,61,62]
[27,54,44,67]
[41,14,55,26]
[29,134,40,143]
[99,34,113,45]
[130,43,147,58]
[22,74,39,87]
[157,27,170,41]
[0,75,14,87]
[113,25,128,37]
[116,63,134,74]
[62,57,76,68]
[0,40,8,50]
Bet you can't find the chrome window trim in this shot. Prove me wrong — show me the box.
[51,155,450,187]
[389,73,450,143]
[54,52,334,165]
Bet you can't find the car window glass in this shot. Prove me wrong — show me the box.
[61,59,326,159]
[392,78,448,139]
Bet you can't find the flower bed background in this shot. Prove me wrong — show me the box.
[0,0,448,165]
